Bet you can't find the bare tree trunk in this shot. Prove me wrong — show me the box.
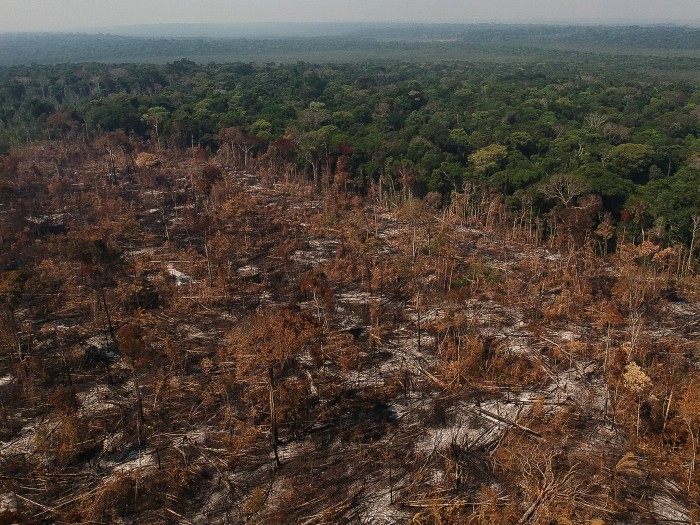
[687,417,696,492]
[269,366,281,468]
[107,147,117,184]
[662,389,673,433]
[3,307,22,364]
[686,216,700,274]
[313,163,321,194]
[131,363,145,445]
[416,292,421,354]
[204,233,214,288]
[412,225,417,263]
[98,288,117,346]
[55,325,72,387]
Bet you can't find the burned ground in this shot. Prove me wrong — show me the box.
[0,139,699,524]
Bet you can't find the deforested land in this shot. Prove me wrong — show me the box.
[1,24,700,524]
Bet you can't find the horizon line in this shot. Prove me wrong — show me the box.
[3,19,700,35]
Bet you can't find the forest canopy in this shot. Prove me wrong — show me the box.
[1,45,699,243]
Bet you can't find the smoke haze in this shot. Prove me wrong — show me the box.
[2,0,699,32]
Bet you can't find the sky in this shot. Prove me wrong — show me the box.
[2,0,700,32]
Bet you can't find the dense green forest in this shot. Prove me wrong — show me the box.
[1,26,700,244]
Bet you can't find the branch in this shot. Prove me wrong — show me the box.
[465,404,543,439]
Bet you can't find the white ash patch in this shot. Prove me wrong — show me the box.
[191,484,233,525]
[102,431,127,455]
[0,422,38,457]
[391,331,437,355]
[0,374,14,387]
[336,314,365,333]
[477,396,533,431]
[505,335,534,355]
[237,265,260,278]
[237,172,262,187]
[338,326,437,393]
[546,363,603,410]
[665,301,699,317]
[278,438,315,465]
[453,225,485,236]
[303,369,319,397]
[553,330,577,342]
[26,213,69,225]
[416,388,544,456]
[489,389,541,407]
[83,335,119,362]
[167,265,193,285]
[336,290,372,305]
[130,246,161,256]
[183,428,210,445]
[579,424,625,455]
[101,449,158,481]
[0,492,18,513]
[532,248,562,262]
[461,298,515,323]
[77,384,116,417]
[292,249,328,266]
[181,324,208,340]
[406,307,446,324]
[350,364,389,390]
[651,492,689,523]
[292,238,338,267]
[376,226,401,240]
[416,412,480,454]
[358,485,408,525]
[308,238,338,250]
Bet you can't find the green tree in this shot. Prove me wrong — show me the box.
[297,125,344,193]
[639,167,700,243]
[141,106,169,149]
[606,143,654,182]
[468,144,508,177]
[249,119,273,141]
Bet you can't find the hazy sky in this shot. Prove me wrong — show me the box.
[3,0,700,32]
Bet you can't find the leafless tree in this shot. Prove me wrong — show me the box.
[584,112,608,129]
[541,174,590,207]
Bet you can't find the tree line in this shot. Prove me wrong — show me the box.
[1,56,699,244]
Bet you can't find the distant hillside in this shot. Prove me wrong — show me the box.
[1,24,700,65]
[85,22,387,38]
